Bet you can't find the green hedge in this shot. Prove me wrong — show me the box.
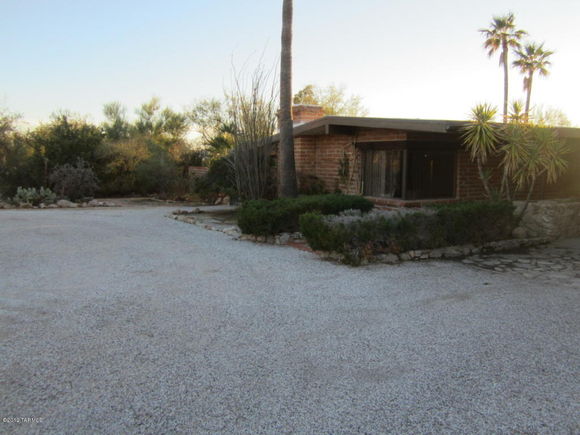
[299,201,517,265]
[237,194,374,236]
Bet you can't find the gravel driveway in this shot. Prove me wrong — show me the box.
[1,207,578,434]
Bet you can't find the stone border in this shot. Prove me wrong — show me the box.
[319,237,553,265]
[168,212,303,245]
[0,199,118,209]
[169,211,552,264]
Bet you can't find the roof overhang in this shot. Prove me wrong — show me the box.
[269,116,580,143]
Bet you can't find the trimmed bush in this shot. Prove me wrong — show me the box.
[299,201,516,265]
[237,194,374,235]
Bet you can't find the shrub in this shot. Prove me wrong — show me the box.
[237,194,374,235]
[49,159,99,201]
[12,187,56,206]
[298,174,326,195]
[299,201,516,265]
[193,157,237,203]
[432,200,516,245]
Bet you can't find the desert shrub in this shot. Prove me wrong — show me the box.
[237,194,374,235]
[299,201,516,265]
[193,157,236,203]
[298,174,326,195]
[12,187,56,206]
[134,153,180,196]
[49,159,99,201]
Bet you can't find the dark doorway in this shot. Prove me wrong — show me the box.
[405,150,455,199]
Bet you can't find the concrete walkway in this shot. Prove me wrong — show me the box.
[1,207,578,434]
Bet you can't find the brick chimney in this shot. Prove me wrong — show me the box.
[292,104,325,125]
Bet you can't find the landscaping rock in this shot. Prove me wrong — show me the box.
[512,227,528,239]
[57,199,77,208]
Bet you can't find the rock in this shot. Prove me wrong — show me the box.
[39,203,46,209]
[379,253,399,264]
[399,252,411,262]
[512,227,528,239]
[57,199,77,208]
[278,233,291,245]
[47,204,58,209]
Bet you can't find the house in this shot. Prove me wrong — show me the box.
[274,105,580,207]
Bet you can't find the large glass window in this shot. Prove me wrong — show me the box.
[362,147,455,200]
[362,149,402,198]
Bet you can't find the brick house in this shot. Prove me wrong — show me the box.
[273,105,580,206]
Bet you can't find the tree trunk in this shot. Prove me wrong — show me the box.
[502,42,509,123]
[517,175,538,222]
[278,0,298,198]
[476,157,492,199]
[524,73,533,122]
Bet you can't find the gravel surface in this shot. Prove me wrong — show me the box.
[1,207,579,434]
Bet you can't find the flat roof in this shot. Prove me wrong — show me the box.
[270,116,580,141]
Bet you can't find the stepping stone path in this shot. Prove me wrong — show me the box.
[461,238,580,288]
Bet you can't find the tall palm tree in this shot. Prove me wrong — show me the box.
[513,42,554,121]
[480,13,527,123]
[278,0,298,197]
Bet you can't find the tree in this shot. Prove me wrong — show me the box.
[513,42,554,121]
[531,106,571,127]
[278,0,298,198]
[187,99,234,160]
[461,103,501,198]
[293,84,369,116]
[102,102,130,141]
[505,124,568,219]
[480,13,527,123]
[463,103,569,216]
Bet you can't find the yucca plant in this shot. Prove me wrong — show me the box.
[461,104,501,198]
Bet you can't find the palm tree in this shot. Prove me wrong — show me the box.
[480,13,527,123]
[278,0,298,197]
[513,42,554,121]
[461,103,501,198]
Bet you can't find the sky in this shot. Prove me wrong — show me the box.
[1,0,579,128]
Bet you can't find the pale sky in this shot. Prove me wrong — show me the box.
[1,0,579,127]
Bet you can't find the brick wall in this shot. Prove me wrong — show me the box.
[295,129,406,194]
[292,129,579,201]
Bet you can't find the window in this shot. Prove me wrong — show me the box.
[362,147,456,200]
[362,149,402,198]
